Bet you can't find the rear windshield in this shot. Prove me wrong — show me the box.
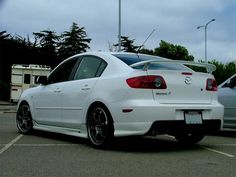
[113,53,192,71]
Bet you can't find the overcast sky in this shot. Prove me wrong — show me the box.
[0,0,235,63]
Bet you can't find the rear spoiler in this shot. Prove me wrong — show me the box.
[130,60,216,74]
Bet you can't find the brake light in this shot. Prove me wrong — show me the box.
[126,75,167,89]
[206,78,217,91]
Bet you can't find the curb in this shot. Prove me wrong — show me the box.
[0,102,17,113]
[3,111,17,113]
[0,102,14,106]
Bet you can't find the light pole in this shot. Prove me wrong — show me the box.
[118,0,121,51]
[197,18,215,63]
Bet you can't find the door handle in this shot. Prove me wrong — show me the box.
[81,87,90,91]
[81,84,91,91]
[54,88,62,93]
[54,90,61,93]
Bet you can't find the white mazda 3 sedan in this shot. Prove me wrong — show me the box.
[16,52,224,147]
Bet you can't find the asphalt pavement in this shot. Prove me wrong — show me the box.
[0,101,17,113]
[0,103,236,177]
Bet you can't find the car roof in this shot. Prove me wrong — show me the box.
[70,51,167,59]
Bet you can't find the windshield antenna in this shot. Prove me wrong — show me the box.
[137,29,156,53]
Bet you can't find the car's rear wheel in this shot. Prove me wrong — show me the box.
[175,133,204,144]
[87,106,114,148]
[16,103,33,134]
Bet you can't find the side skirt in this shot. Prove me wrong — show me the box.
[33,121,88,138]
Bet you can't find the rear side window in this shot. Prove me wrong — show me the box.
[74,56,107,80]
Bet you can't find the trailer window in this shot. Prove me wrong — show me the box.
[34,76,39,84]
[24,74,30,84]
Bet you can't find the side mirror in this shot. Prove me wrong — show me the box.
[36,76,48,85]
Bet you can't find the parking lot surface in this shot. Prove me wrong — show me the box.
[0,105,236,177]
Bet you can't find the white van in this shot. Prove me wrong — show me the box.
[10,64,51,102]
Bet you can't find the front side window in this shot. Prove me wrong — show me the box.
[222,75,236,88]
[48,58,78,84]
[74,56,107,80]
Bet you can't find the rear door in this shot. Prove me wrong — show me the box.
[60,55,107,128]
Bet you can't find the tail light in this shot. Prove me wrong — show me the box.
[206,78,217,91]
[126,75,167,89]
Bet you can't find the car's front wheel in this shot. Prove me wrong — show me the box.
[87,105,114,148]
[175,133,204,144]
[16,103,33,134]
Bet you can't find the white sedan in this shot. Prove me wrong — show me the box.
[218,74,236,128]
[16,52,224,147]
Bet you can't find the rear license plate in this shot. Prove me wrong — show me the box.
[184,111,202,124]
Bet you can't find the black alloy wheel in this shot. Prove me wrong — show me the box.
[87,106,114,148]
[16,103,33,134]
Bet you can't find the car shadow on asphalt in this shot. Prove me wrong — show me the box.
[30,130,88,145]
[106,136,201,152]
[29,130,201,153]
[209,129,236,138]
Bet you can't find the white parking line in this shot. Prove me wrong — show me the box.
[201,146,235,158]
[13,143,78,147]
[0,134,23,155]
[213,144,236,147]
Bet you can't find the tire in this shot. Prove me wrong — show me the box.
[87,106,114,148]
[16,103,33,134]
[175,133,204,144]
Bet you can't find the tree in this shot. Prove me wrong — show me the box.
[34,30,59,49]
[224,62,236,79]
[154,40,194,61]
[58,22,91,59]
[114,36,139,52]
[0,31,11,66]
[0,31,11,100]
[138,48,154,55]
[33,30,59,66]
[0,31,10,40]
[210,60,236,84]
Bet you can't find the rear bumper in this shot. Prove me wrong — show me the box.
[112,100,224,137]
[146,119,222,136]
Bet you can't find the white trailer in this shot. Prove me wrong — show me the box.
[10,64,51,102]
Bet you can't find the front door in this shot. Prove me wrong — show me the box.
[33,57,78,126]
[33,83,63,126]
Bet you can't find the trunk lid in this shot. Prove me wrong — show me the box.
[147,70,214,104]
